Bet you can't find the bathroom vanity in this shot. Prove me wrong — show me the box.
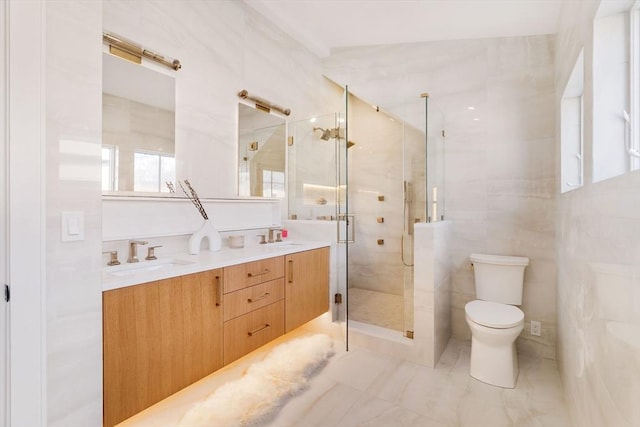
[102,243,329,427]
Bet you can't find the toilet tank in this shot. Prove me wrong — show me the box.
[470,253,529,305]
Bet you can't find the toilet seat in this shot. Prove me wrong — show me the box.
[465,300,524,329]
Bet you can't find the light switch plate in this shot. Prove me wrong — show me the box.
[61,211,84,242]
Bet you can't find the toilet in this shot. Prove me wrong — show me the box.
[465,253,529,388]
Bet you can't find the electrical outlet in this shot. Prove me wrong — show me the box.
[530,320,541,337]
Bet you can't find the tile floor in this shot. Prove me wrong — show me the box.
[118,319,572,427]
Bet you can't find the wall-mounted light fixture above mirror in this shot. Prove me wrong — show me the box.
[237,103,287,198]
[102,33,179,195]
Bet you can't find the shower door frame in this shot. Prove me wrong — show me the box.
[338,87,350,350]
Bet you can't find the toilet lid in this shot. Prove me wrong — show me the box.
[465,300,524,329]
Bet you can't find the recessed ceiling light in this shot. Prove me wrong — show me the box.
[468,106,476,110]
[310,117,317,123]
[473,118,479,121]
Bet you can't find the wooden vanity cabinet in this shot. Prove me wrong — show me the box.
[102,247,330,426]
[285,247,330,331]
[103,269,223,427]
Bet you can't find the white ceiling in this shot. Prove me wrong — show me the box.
[244,0,565,57]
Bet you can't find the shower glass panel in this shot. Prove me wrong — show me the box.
[287,111,348,348]
[401,105,427,335]
[287,113,341,221]
[285,90,442,344]
[345,91,426,337]
[426,97,446,222]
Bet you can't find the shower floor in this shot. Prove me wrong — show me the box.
[348,287,404,332]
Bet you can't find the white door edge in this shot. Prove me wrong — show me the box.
[1,0,8,424]
[6,0,47,425]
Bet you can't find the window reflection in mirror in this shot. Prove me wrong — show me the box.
[238,103,286,197]
[102,52,176,193]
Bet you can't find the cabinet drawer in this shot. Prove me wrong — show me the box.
[223,300,285,365]
[224,256,284,293]
[223,278,285,322]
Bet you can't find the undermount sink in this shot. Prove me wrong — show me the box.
[105,258,196,277]
[260,241,305,251]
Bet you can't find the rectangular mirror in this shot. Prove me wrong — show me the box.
[238,103,286,197]
[102,52,176,193]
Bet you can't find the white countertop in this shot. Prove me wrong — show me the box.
[102,241,330,292]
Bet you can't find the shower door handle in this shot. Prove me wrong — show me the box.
[338,213,355,243]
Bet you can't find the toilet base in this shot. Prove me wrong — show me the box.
[469,333,519,388]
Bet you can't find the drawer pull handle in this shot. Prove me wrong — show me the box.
[247,268,270,278]
[248,323,270,336]
[215,275,222,306]
[247,292,270,303]
[287,260,293,283]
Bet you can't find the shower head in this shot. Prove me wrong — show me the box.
[313,127,346,141]
[313,127,334,141]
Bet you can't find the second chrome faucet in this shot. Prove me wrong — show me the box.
[268,228,283,243]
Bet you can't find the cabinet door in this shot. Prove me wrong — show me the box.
[285,247,330,331]
[103,269,223,427]
[180,270,224,383]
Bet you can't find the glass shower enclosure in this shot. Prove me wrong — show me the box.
[286,88,443,345]
[343,91,426,337]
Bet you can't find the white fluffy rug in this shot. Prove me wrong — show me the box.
[178,334,334,427]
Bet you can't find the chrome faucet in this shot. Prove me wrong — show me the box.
[268,228,283,243]
[127,240,148,263]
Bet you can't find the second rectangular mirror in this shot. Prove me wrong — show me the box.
[238,103,286,197]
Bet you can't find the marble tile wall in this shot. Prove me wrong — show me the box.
[556,1,640,426]
[102,197,281,241]
[414,222,452,367]
[433,223,452,362]
[324,34,557,360]
[42,1,334,426]
[45,2,103,426]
